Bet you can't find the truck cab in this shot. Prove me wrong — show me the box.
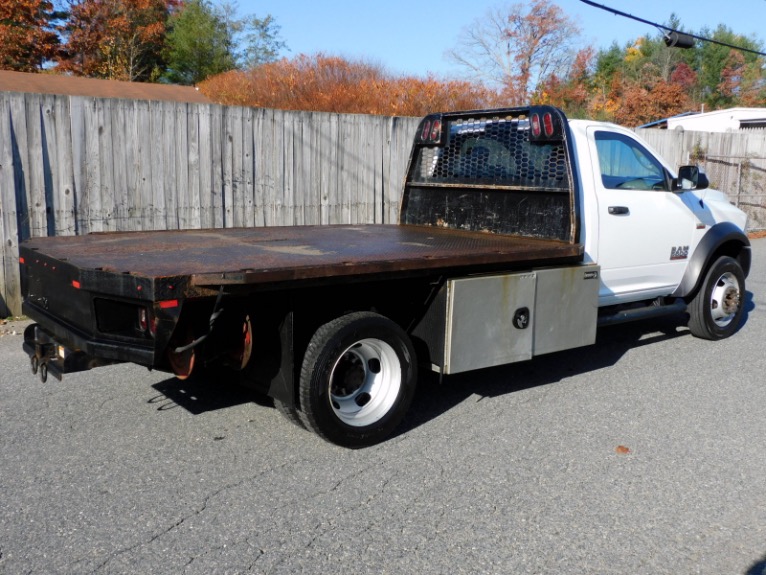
[566,120,749,311]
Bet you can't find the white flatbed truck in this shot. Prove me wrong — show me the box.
[21,106,750,446]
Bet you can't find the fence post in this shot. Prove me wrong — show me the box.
[736,160,742,208]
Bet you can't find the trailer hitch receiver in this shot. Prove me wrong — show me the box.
[22,323,118,382]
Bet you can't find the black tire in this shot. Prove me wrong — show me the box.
[688,255,746,340]
[298,312,417,448]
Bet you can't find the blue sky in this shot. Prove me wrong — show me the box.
[240,0,766,78]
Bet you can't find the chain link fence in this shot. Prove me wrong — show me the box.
[703,155,766,231]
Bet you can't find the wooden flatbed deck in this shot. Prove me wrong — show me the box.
[22,224,583,287]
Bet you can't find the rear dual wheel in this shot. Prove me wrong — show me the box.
[298,312,417,448]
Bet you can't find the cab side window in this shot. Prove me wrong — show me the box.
[595,131,667,191]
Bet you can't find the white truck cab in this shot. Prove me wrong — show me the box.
[568,120,749,310]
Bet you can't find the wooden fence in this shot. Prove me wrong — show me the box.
[3,90,766,317]
[0,92,420,316]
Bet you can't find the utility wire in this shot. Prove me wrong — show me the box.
[578,0,766,57]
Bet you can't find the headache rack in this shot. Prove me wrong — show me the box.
[401,106,579,244]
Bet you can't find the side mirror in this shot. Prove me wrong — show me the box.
[675,165,709,191]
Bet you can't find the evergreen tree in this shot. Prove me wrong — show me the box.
[163,0,234,85]
[164,0,286,85]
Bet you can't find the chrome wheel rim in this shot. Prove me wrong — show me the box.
[710,271,741,327]
[329,338,401,427]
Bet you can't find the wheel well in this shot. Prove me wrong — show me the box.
[674,223,751,299]
[684,240,750,300]
[228,279,435,409]
[706,240,751,280]
[725,241,751,278]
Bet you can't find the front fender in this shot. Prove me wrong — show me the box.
[672,222,751,298]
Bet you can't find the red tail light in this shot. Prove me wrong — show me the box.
[528,107,564,142]
[418,115,445,145]
[421,120,432,140]
[429,119,442,142]
[138,307,157,338]
[531,114,541,137]
[543,112,554,137]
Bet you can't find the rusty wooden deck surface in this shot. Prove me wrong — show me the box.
[22,225,583,286]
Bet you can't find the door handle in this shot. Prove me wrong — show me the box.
[608,206,630,215]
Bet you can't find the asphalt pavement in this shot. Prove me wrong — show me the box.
[1,239,766,575]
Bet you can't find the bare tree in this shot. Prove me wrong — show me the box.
[448,0,582,104]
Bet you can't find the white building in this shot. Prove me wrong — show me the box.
[664,108,766,131]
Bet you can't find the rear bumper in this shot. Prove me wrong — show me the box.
[22,303,155,380]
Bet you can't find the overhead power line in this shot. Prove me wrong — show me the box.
[578,0,766,57]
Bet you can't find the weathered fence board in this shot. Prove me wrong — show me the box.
[38,95,57,237]
[386,116,412,223]
[51,96,76,236]
[101,99,118,231]
[322,112,340,226]
[23,95,45,238]
[0,93,18,316]
[69,98,85,236]
[222,105,236,227]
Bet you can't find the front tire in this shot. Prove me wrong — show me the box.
[688,255,745,340]
[298,312,417,447]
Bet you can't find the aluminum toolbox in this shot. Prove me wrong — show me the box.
[414,264,600,374]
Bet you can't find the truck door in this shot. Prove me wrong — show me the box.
[587,128,697,305]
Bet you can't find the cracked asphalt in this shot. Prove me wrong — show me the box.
[1,238,766,575]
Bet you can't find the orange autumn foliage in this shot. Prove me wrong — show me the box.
[614,81,691,127]
[0,0,59,71]
[533,48,594,116]
[199,54,504,116]
[57,0,179,81]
